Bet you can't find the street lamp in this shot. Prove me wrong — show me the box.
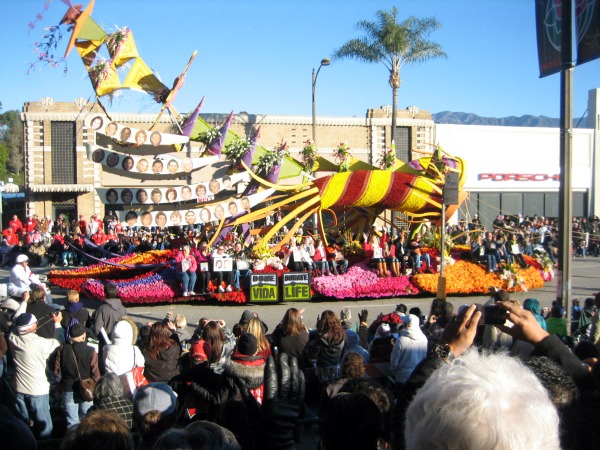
[311,58,331,146]
[311,58,330,235]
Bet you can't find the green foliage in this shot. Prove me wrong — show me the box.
[332,8,446,141]
[0,143,9,181]
[0,108,24,176]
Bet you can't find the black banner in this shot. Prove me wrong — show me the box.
[536,0,563,78]
[576,0,600,66]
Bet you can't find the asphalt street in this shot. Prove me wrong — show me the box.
[6,256,599,335]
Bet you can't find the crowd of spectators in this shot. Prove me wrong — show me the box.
[2,278,600,449]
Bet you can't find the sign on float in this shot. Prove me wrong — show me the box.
[282,272,311,301]
[249,274,279,303]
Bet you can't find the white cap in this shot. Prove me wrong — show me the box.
[16,254,29,263]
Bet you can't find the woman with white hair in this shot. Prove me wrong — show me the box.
[89,373,134,428]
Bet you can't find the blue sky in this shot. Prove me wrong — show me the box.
[1,0,598,121]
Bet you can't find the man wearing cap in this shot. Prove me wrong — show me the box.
[8,254,44,301]
[8,312,61,438]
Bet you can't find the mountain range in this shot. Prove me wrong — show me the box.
[432,111,561,127]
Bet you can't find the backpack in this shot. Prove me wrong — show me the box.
[65,315,81,343]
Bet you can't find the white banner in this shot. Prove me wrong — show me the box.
[114,188,274,227]
[97,173,250,205]
[87,114,190,145]
[88,146,218,175]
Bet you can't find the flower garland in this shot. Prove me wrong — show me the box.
[333,142,351,172]
[301,139,318,174]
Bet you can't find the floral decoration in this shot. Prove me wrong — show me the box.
[195,127,221,149]
[28,24,67,75]
[311,261,419,299]
[88,56,114,89]
[378,145,396,170]
[333,142,351,172]
[257,140,289,174]
[105,26,130,56]
[225,136,251,164]
[301,139,318,173]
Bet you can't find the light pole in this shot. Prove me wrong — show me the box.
[311,58,330,235]
[311,58,331,146]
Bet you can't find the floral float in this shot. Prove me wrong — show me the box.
[47,244,548,304]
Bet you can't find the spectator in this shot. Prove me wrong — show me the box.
[24,286,60,340]
[7,254,44,302]
[340,308,357,332]
[133,383,178,450]
[223,332,267,404]
[61,410,135,450]
[8,312,61,438]
[152,420,240,450]
[306,310,346,385]
[320,391,387,450]
[403,306,561,450]
[390,314,428,386]
[93,283,127,372]
[142,321,181,383]
[174,313,191,344]
[523,298,547,331]
[54,324,100,429]
[246,317,272,359]
[89,373,134,428]
[323,352,366,405]
[536,305,567,337]
[202,320,236,374]
[342,330,369,365]
[103,319,145,396]
[270,308,311,369]
[171,339,230,423]
[61,289,91,339]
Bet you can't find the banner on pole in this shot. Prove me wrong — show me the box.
[535,0,563,78]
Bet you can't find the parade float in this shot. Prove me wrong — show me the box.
[37,0,551,305]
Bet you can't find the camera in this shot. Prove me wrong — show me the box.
[480,304,507,326]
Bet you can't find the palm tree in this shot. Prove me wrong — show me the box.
[333,7,447,143]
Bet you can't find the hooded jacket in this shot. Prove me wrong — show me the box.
[342,330,369,364]
[223,349,266,404]
[104,320,145,376]
[390,314,428,384]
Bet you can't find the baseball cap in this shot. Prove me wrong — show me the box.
[133,383,178,419]
[16,254,29,263]
[15,313,37,334]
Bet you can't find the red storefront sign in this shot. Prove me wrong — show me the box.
[478,173,560,182]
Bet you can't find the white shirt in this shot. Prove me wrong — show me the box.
[9,332,60,395]
[8,263,41,297]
